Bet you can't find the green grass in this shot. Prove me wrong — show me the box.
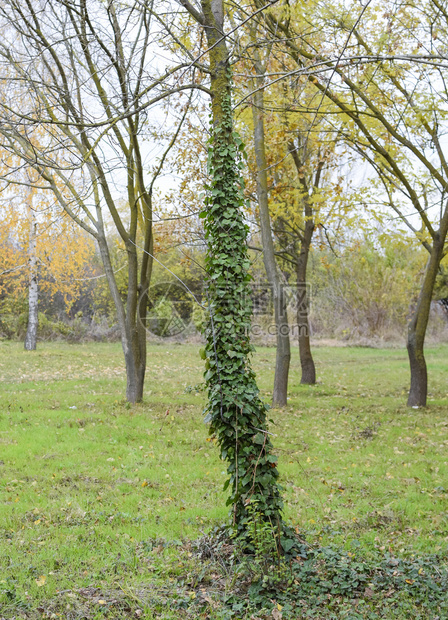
[0,341,447,618]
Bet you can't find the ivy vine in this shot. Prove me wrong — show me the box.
[200,90,284,542]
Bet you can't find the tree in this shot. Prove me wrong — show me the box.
[240,55,344,387]
[249,43,291,404]
[174,0,285,539]
[0,0,200,401]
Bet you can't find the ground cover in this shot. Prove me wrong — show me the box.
[0,341,447,619]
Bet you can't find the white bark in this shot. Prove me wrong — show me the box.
[24,207,38,351]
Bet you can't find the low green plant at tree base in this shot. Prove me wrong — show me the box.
[220,537,448,618]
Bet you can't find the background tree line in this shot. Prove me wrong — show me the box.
[2,212,446,346]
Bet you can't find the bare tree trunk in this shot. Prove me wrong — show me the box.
[135,215,154,401]
[251,70,290,407]
[407,233,445,407]
[125,238,144,402]
[97,226,152,404]
[287,145,318,384]
[97,233,145,403]
[24,208,38,351]
[296,237,315,384]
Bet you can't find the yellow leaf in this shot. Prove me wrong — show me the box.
[277,603,283,611]
[141,480,148,487]
[35,575,46,587]
[98,600,107,605]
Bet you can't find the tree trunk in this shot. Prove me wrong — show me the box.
[407,233,445,407]
[251,71,290,407]
[134,216,154,401]
[125,237,145,403]
[94,156,153,404]
[296,241,315,384]
[125,332,145,404]
[97,233,145,403]
[287,145,318,384]
[125,243,153,404]
[24,211,38,351]
[295,193,316,385]
[124,342,144,403]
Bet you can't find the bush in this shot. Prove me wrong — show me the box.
[5,311,121,343]
[308,239,426,342]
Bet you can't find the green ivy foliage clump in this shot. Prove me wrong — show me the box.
[200,93,284,540]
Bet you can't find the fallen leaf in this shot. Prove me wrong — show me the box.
[35,575,46,587]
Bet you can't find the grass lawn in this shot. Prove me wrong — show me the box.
[0,341,447,619]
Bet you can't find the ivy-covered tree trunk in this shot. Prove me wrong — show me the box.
[189,0,284,537]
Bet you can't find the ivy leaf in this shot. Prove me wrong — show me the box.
[281,537,295,552]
